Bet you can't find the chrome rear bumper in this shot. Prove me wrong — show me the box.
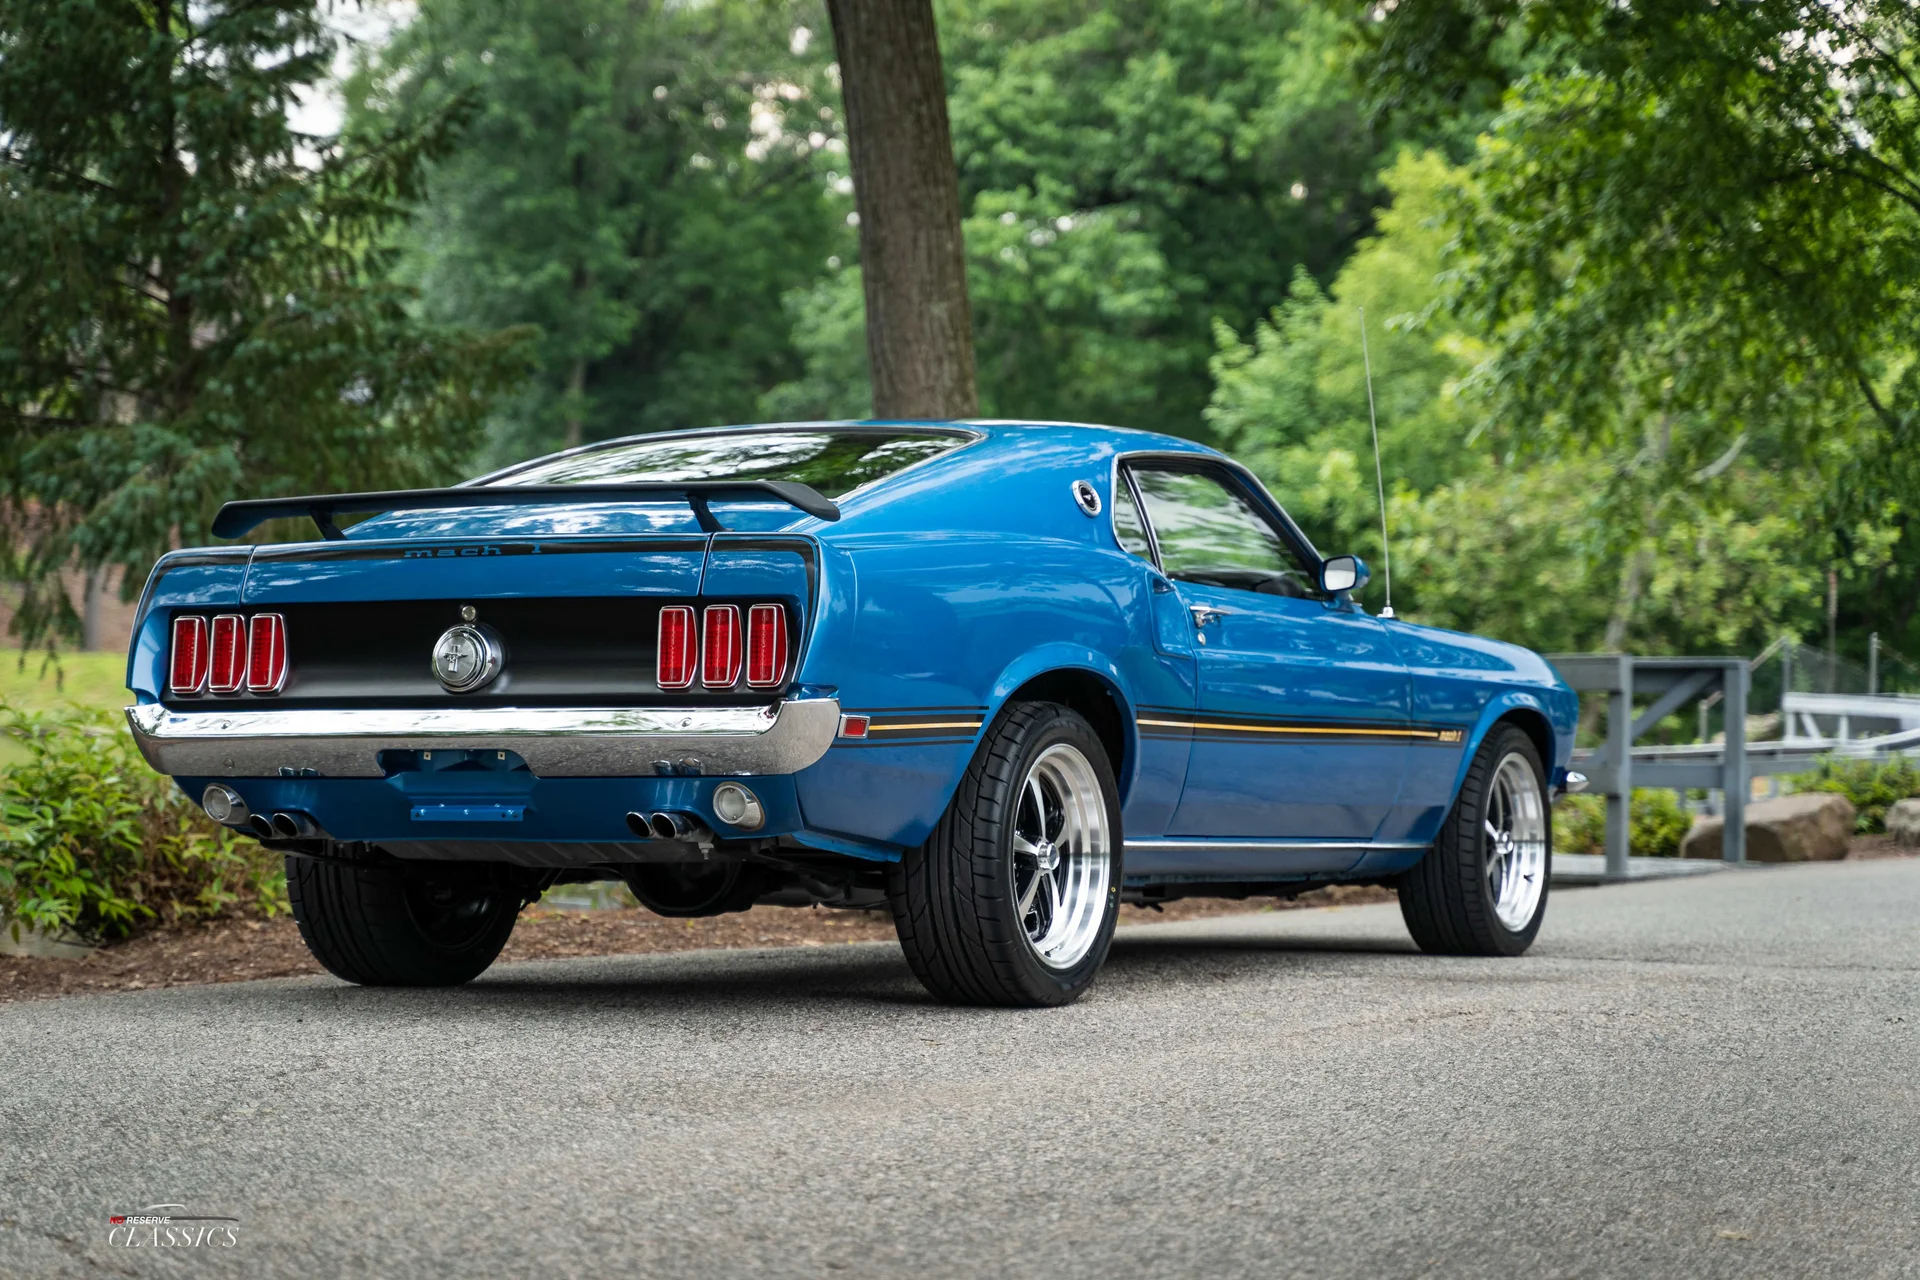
[124,699,840,779]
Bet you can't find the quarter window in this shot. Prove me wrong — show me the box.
[1110,475,1155,562]
[1127,466,1325,600]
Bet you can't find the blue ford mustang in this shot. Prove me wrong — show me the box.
[125,421,1577,1006]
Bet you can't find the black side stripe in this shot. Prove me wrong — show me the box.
[1136,708,1465,746]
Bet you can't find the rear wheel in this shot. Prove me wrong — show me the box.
[1397,723,1550,956]
[887,701,1122,1007]
[287,855,523,986]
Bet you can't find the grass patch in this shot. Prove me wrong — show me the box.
[0,651,131,768]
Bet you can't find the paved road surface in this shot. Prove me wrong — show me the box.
[5,860,1919,1279]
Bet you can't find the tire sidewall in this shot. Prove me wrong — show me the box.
[993,708,1124,1003]
[1470,728,1551,955]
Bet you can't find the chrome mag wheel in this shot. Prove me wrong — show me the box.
[1010,743,1114,970]
[1484,751,1548,931]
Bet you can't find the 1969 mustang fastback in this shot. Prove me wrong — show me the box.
[126,421,1578,1006]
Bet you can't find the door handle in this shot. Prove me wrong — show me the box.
[1189,605,1232,628]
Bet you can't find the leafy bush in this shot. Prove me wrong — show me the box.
[0,703,287,942]
[1554,788,1694,857]
[1790,757,1920,833]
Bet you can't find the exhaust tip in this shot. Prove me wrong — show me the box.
[248,814,275,839]
[624,811,655,840]
[649,811,682,841]
[270,811,320,839]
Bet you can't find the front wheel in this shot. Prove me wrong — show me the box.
[887,701,1122,1007]
[287,855,524,986]
[1397,723,1550,956]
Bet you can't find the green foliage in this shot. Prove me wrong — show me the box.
[764,0,1433,433]
[354,0,847,462]
[0,0,530,648]
[1202,144,1884,657]
[1363,0,1920,663]
[1791,758,1920,835]
[0,705,287,941]
[1553,789,1692,858]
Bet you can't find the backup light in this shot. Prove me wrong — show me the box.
[711,782,765,831]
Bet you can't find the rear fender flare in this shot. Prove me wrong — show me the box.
[981,644,1138,794]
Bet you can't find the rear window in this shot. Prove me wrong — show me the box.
[487,429,970,499]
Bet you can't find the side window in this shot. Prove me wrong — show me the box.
[1128,466,1326,600]
[1110,475,1155,562]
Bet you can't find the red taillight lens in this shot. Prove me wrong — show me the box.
[657,606,697,689]
[169,615,209,695]
[246,613,288,693]
[208,614,246,694]
[745,603,788,689]
[702,605,742,688]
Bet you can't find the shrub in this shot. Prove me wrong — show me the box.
[1553,788,1694,857]
[1790,757,1920,833]
[0,703,288,942]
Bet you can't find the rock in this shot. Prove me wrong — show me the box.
[1888,798,1920,848]
[0,913,97,959]
[1679,792,1858,862]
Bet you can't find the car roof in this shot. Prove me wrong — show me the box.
[468,419,1219,488]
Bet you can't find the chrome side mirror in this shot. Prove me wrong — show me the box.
[1320,554,1370,595]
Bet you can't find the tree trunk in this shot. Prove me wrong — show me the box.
[564,357,586,449]
[825,0,978,419]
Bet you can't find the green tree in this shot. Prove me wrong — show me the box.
[357,0,846,463]
[1363,0,1920,658]
[0,0,527,646]
[769,0,1411,432]
[1206,150,1845,657]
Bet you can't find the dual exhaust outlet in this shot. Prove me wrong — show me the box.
[625,783,765,841]
[626,810,714,843]
[203,785,322,840]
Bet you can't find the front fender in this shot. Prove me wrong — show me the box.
[1450,687,1572,801]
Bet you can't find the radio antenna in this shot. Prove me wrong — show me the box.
[1359,307,1395,619]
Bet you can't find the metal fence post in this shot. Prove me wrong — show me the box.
[1869,633,1879,696]
[1720,661,1747,864]
[1606,661,1634,881]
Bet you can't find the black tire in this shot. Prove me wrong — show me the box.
[287,855,523,986]
[1398,723,1551,957]
[886,701,1123,1008]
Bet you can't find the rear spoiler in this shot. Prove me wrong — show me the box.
[211,481,842,541]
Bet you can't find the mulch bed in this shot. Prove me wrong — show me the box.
[0,884,1394,1005]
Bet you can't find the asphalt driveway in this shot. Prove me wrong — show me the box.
[4,859,1918,1279]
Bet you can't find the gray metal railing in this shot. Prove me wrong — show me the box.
[1547,654,1847,880]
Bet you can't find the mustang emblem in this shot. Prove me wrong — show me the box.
[432,623,503,693]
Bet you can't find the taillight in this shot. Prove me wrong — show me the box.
[246,613,288,693]
[702,605,742,688]
[745,603,788,688]
[657,606,696,689]
[168,613,290,697]
[207,614,247,694]
[169,616,209,695]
